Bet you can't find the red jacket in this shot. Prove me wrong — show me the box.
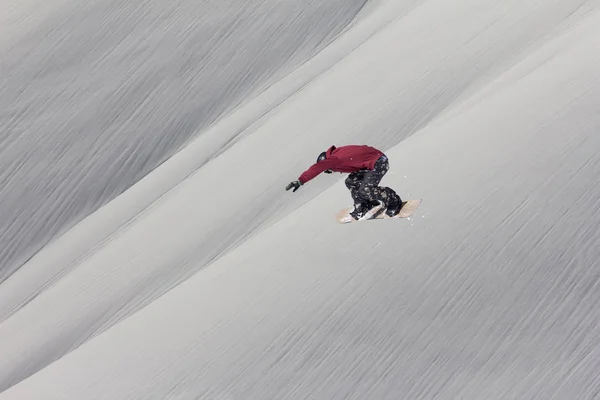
[298,145,384,184]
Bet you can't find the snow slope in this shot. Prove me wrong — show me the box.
[0,0,368,280]
[2,0,600,399]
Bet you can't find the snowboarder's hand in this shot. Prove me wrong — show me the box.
[324,169,333,174]
[286,180,302,192]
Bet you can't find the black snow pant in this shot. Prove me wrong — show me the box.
[344,155,401,208]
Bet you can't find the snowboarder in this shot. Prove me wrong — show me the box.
[286,145,403,220]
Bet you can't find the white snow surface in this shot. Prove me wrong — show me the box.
[2,0,600,399]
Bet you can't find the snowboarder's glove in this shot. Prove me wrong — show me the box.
[324,169,333,174]
[286,180,302,192]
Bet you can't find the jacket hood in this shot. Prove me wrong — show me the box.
[325,145,337,158]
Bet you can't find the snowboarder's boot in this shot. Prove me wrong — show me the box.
[384,195,403,217]
[349,201,380,220]
[349,207,365,220]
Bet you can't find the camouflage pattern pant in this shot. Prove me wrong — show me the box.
[345,155,401,207]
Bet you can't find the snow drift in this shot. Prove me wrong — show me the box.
[1,0,600,399]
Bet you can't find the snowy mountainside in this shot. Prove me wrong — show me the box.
[1,0,600,399]
[0,0,368,280]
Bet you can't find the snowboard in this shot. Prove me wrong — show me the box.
[336,199,422,224]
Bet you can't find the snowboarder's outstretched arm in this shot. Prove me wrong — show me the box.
[286,158,338,192]
[298,158,338,184]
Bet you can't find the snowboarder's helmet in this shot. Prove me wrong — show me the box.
[317,151,327,163]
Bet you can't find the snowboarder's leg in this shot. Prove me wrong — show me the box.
[357,155,403,216]
[345,172,363,198]
[345,171,378,219]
